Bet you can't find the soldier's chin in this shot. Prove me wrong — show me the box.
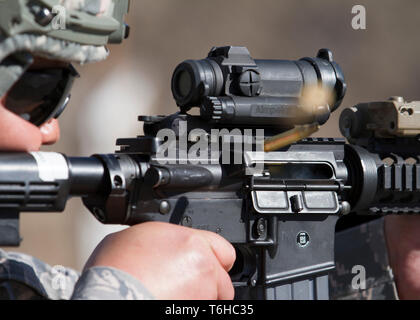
[0,104,43,152]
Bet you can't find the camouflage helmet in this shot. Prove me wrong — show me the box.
[0,0,130,97]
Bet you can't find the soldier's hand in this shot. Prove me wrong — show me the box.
[83,222,236,300]
[385,215,420,299]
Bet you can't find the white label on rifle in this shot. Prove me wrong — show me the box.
[30,152,69,182]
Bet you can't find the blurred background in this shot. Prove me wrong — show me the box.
[5,0,420,271]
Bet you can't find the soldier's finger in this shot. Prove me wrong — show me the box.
[195,229,236,272]
[216,266,235,300]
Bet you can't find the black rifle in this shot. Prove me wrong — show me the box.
[0,47,419,300]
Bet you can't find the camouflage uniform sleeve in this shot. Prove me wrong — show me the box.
[71,266,154,300]
[329,217,399,300]
[0,249,154,300]
[0,249,79,300]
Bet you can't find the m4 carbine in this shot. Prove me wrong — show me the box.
[0,47,419,300]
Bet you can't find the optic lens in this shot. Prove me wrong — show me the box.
[175,70,192,98]
[171,59,224,109]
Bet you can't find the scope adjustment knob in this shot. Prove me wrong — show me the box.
[201,97,224,122]
[238,70,262,97]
